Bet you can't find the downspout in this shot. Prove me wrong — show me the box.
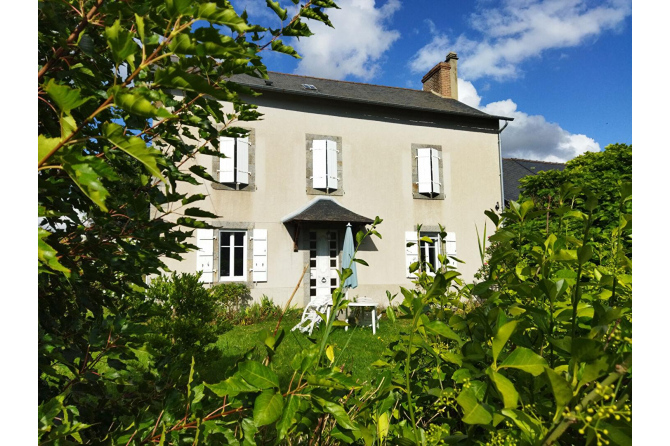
[496,121,510,210]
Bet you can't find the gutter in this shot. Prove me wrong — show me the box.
[497,121,510,210]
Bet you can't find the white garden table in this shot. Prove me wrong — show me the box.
[343,301,378,335]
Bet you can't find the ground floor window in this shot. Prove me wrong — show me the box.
[220,230,247,281]
[419,232,441,273]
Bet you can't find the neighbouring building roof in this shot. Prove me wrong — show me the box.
[282,197,374,225]
[502,158,566,203]
[230,72,513,122]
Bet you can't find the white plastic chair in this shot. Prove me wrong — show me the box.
[291,295,332,335]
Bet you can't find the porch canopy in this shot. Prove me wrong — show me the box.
[282,197,374,225]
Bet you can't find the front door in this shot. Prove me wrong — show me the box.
[309,230,339,298]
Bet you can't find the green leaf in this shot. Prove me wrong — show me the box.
[578,244,593,265]
[313,396,357,430]
[266,0,288,20]
[189,165,216,182]
[425,272,447,300]
[135,14,145,43]
[61,152,115,211]
[43,79,90,113]
[196,3,256,33]
[205,374,260,397]
[276,395,300,440]
[571,338,604,364]
[182,194,207,206]
[104,19,137,66]
[425,320,462,345]
[486,368,519,409]
[38,135,61,164]
[176,217,215,229]
[498,347,548,376]
[544,367,573,412]
[253,390,284,427]
[456,388,492,425]
[103,123,166,182]
[184,208,219,218]
[239,361,280,389]
[165,0,194,17]
[110,86,175,119]
[38,229,71,275]
[492,320,518,366]
[352,258,368,266]
[154,67,238,102]
[241,418,258,446]
[271,39,301,58]
[501,409,543,443]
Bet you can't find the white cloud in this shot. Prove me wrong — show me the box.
[292,0,401,80]
[408,1,624,162]
[458,78,599,161]
[409,0,631,81]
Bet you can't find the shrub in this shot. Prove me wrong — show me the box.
[210,281,252,321]
[146,272,228,353]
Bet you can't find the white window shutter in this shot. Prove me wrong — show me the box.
[405,231,419,278]
[219,137,235,183]
[196,229,215,283]
[252,229,268,282]
[430,148,441,194]
[236,137,250,185]
[312,139,327,189]
[326,140,338,190]
[417,148,432,194]
[445,232,457,267]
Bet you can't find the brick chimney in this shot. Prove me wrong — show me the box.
[421,52,459,100]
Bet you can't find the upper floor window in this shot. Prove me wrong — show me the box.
[220,136,249,185]
[306,135,343,195]
[412,144,445,199]
[211,129,256,192]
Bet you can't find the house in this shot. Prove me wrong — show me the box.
[160,52,513,307]
[502,158,566,204]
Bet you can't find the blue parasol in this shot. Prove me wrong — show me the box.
[342,223,358,292]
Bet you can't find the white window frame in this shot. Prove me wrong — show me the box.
[419,232,442,274]
[218,230,248,282]
[406,230,457,277]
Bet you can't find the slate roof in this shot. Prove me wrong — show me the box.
[230,72,513,122]
[282,197,374,225]
[503,158,566,202]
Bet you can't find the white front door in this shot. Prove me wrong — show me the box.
[309,230,339,298]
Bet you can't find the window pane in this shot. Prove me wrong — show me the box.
[310,259,316,268]
[220,232,231,247]
[309,231,316,241]
[310,279,316,287]
[221,247,230,277]
[234,232,244,246]
[330,258,336,268]
[234,247,244,276]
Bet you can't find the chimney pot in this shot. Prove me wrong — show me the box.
[422,52,459,100]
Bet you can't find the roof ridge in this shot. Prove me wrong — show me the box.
[504,157,565,165]
[267,71,433,95]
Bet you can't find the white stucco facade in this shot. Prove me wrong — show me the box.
[160,85,504,308]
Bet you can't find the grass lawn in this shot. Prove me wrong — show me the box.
[202,315,410,388]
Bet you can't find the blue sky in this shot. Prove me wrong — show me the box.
[232,0,632,162]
